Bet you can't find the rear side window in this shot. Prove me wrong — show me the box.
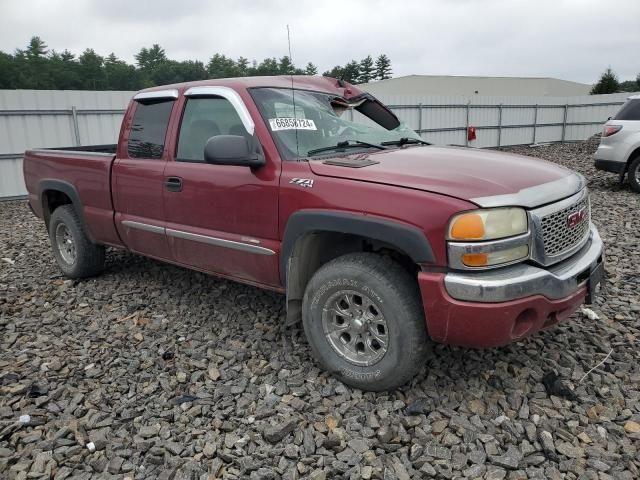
[176,97,249,162]
[614,99,640,121]
[128,100,174,159]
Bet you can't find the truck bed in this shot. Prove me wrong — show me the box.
[23,146,123,247]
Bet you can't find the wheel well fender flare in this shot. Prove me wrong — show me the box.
[38,179,90,238]
[280,210,435,286]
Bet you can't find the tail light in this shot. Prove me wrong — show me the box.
[603,125,622,137]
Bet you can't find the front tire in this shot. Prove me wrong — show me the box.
[302,253,428,391]
[628,156,640,193]
[48,205,105,278]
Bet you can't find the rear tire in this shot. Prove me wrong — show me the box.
[628,156,640,193]
[48,205,105,278]
[302,252,428,391]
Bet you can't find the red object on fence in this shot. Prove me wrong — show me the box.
[467,126,477,141]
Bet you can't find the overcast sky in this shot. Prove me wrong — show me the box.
[1,0,638,84]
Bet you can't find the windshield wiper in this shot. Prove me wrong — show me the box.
[307,140,387,157]
[381,137,430,147]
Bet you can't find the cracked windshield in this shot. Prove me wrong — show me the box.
[251,87,422,159]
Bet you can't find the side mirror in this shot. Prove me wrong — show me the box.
[203,135,265,168]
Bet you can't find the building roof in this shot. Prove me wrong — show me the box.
[359,74,591,97]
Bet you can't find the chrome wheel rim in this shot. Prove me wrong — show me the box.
[321,289,389,366]
[55,223,76,265]
[635,165,640,185]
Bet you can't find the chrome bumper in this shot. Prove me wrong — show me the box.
[445,224,603,303]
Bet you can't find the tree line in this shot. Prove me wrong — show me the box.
[0,36,393,91]
[591,67,640,94]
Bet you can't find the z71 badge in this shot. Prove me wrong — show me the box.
[289,178,314,188]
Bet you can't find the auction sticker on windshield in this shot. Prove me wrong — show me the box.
[269,118,317,131]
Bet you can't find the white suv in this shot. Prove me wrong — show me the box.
[595,95,640,192]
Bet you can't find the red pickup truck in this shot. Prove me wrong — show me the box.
[23,76,604,390]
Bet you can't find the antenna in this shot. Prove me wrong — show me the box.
[287,25,300,161]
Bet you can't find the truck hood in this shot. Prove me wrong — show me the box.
[307,146,584,208]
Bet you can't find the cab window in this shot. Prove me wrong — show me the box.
[128,99,174,159]
[176,97,249,162]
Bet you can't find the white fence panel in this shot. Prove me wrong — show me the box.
[0,89,132,199]
[376,91,636,148]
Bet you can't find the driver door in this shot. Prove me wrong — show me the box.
[162,91,281,287]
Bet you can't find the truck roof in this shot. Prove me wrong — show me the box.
[135,75,363,98]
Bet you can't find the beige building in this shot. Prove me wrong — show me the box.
[359,75,591,97]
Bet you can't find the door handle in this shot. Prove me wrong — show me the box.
[165,176,183,192]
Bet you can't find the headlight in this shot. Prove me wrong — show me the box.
[448,208,528,241]
[447,208,530,269]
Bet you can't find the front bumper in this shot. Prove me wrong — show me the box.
[418,224,604,347]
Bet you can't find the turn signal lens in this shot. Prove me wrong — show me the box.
[447,208,527,241]
[460,245,529,268]
[461,253,488,266]
[450,213,485,240]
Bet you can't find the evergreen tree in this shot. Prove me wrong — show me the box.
[358,55,375,83]
[177,60,208,82]
[254,57,279,76]
[104,53,140,90]
[236,57,250,76]
[79,49,105,89]
[135,44,167,70]
[304,62,318,76]
[0,36,393,90]
[0,51,17,88]
[341,60,361,84]
[590,68,619,94]
[620,79,640,92]
[278,56,294,75]
[48,50,81,89]
[26,36,48,59]
[13,37,51,88]
[322,65,344,79]
[207,54,238,78]
[375,54,392,80]
[60,50,75,63]
[637,73,640,90]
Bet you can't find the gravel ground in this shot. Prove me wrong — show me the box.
[1,138,639,480]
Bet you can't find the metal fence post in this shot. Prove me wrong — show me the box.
[561,104,568,143]
[532,104,538,145]
[465,101,470,147]
[417,103,423,134]
[497,103,502,148]
[71,106,81,146]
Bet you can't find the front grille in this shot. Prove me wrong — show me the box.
[541,196,590,257]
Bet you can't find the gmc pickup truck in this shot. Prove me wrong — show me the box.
[24,76,604,391]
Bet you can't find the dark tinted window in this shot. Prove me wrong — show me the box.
[128,100,174,159]
[177,97,249,162]
[614,99,640,121]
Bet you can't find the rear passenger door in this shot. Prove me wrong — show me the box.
[162,87,281,287]
[112,91,176,260]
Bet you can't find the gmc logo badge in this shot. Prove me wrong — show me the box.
[567,207,587,228]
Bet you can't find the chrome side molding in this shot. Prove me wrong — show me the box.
[120,220,274,256]
[121,220,165,234]
[165,228,274,255]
